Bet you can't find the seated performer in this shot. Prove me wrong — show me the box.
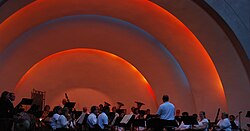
[50,106,62,130]
[56,107,70,130]
[175,112,190,130]
[110,106,119,126]
[87,106,98,131]
[97,106,110,130]
[193,111,209,131]
[175,109,182,126]
[229,115,238,130]
[144,109,151,120]
[216,112,231,131]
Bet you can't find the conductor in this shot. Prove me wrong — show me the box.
[157,95,175,120]
[156,95,176,130]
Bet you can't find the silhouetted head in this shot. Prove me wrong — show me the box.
[9,92,15,101]
[1,91,9,100]
[182,112,189,117]
[229,115,235,121]
[221,112,229,119]
[44,105,50,112]
[90,106,98,115]
[103,106,110,114]
[82,107,87,113]
[162,95,169,102]
[53,106,62,114]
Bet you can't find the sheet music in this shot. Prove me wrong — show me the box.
[120,114,133,124]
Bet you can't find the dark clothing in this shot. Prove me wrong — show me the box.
[230,121,238,129]
[0,98,14,118]
[175,116,182,126]
[0,98,14,131]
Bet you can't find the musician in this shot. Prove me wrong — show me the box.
[41,105,51,122]
[15,106,32,130]
[97,106,110,130]
[157,95,175,120]
[110,106,119,126]
[175,112,190,130]
[87,106,98,131]
[229,115,238,130]
[56,107,70,130]
[134,110,147,131]
[144,109,151,120]
[0,91,14,130]
[99,104,104,114]
[134,108,140,119]
[217,112,231,131]
[193,111,209,131]
[51,106,62,130]
[130,107,135,115]
[175,109,182,126]
[8,92,16,129]
[113,111,126,131]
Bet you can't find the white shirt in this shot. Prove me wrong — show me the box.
[217,118,231,131]
[76,112,88,124]
[157,101,175,120]
[196,118,209,131]
[50,113,60,130]
[87,113,97,128]
[97,112,108,129]
[178,121,191,130]
[56,115,69,129]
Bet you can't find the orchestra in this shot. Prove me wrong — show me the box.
[0,91,249,131]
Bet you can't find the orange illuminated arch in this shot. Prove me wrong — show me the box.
[15,48,158,108]
[0,0,227,114]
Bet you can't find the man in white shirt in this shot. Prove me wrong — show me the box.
[217,112,231,131]
[97,106,110,130]
[157,95,175,120]
[87,106,98,131]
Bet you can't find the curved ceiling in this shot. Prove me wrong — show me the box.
[15,48,157,111]
[1,15,195,113]
[0,0,230,117]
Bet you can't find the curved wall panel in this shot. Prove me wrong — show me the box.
[0,15,195,113]
[0,0,230,118]
[15,49,157,111]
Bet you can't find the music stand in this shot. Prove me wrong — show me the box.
[181,116,198,127]
[133,119,146,130]
[73,111,83,119]
[120,114,135,130]
[113,117,123,130]
[20,98,33,105]
[146,118,161,129]
[64,102,76,109]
